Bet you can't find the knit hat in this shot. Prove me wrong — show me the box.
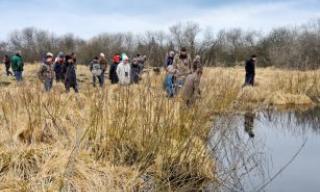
[121,53,129,61]
[58,51,65,58]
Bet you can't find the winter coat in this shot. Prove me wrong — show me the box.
[245,59,255,75]
[90,59,102,76]
[38,62,55,81]
[131,63,140,84]
[4,57,10,67]
[165,56,174,68]
[109,63,119,84]
[173,56,192,80]
[193,59,203,71]
[54,62,65,80]
[116,62,131,85]
[11,54,24,71]
[182,73,201,105]
[99,58,108,72]
[64,63,77,86]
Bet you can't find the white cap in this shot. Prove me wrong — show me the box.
[46,52,54,58]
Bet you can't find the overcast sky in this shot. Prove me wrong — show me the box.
[0,0,319,40]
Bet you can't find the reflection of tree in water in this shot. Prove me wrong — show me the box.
[209,107,319,191]
[260,106,320,136]
[208,114,267,192]
[295,106,320,134]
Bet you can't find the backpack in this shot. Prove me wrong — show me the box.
[92,62,102,76]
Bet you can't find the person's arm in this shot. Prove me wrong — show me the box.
[89,61,93,71]
[38,65,45,80]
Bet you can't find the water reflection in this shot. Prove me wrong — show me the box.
[209,106,320,192]
[244,112,255,138]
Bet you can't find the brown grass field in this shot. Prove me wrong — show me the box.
[0,64,319,191]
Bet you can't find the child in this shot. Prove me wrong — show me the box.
[38,52,55,92]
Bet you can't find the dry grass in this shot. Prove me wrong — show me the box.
[0,64,319,191]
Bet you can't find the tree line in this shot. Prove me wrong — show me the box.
[1,19,320,69]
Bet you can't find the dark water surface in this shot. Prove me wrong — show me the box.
[209,106,320,192]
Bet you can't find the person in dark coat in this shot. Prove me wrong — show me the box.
[244,55,257,87]
[3,55,13,76]
[54,52,65,82]
[64,55,78,93]
[109,54,120,84]
[71,52,77,65]
[131,57,141,84]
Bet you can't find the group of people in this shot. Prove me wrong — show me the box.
[37,51,147,92]
[38,52,78,92]
[2,51,24,81]
[164,47,204,106]
[2,48,257,106]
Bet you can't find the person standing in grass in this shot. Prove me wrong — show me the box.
[99,53,108,86]
[244,55,257,87]
[3,55,13,76]
[131,57,141,84]
[182,65,203,107]
[38,52,55,92]
[54,52,65,82]
[64,54,79,93]
[173,47,192,90]
[165,65,177,97]
[90,56,103,87]
[109,54,120,84]
[164,51,175,69]
[192,55,203,72]
[11,51,24,81]
[116,54,131,85]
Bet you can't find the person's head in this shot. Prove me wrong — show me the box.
[132,58,138,65]
[169,51,175,57]
[136,54,140,57]
[58,51,64,59]
[124,57,129,64]
[99,53,105,59]
[46,52,54,63]
[195,55,201,61]
[65,55,73,64]
[4,55,9,59]
[16,50,22,56]
[94,56,99,60]
[251,54,257,61]
[179,47,188,59]
[121,53,129,63]
[113,54,121,64]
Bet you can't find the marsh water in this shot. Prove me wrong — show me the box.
[209,106,320,192]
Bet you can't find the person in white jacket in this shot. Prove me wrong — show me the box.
[116,54,131,85]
